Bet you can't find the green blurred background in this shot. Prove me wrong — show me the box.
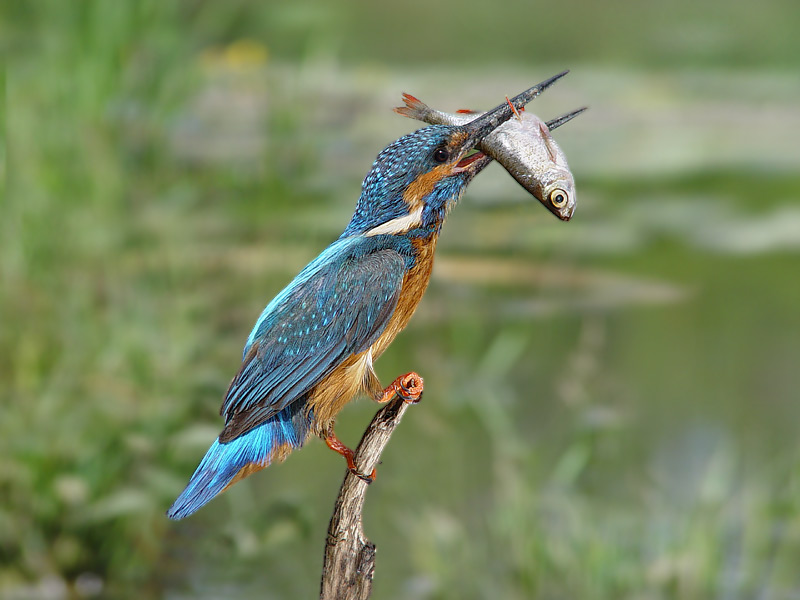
[2,1,800,598]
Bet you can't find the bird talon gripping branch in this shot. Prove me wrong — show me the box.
[353,469,377,484]
[377,372,424,404]
[167,72,573,520]
[324,430,377,483]
[397,373,424,404]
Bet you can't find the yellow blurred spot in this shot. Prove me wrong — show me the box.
[199,39,269,71]
[225,39,269,68]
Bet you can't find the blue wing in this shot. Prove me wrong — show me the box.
[218,236,411,442]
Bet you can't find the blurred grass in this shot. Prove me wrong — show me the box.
[2,1,800,598]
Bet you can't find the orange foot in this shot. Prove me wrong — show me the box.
[324,429,376,483]
[379,371,424,404]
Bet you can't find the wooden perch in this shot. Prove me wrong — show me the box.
[320,394,417,600]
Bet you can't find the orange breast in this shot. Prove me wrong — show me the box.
[370,234,438,360]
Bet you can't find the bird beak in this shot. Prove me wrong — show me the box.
[545,106,588,131]
[459,70,570,151]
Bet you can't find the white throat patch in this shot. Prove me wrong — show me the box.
[364,205,424,237]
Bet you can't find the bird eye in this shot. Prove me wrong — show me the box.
[549,188,569,208]
[433,148,450,163]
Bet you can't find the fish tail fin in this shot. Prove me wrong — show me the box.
[167,401,312,520]
[393,93,433,121]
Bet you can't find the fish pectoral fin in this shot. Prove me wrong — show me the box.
[539,121,559,163]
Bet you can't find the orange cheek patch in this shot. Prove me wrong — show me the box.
[402,164,452,209]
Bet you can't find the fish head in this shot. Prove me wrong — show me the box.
[496,115,577,221]
[537,120,577,221]
[540,177,576,221]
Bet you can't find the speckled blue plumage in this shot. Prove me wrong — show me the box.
[168,125,479,520]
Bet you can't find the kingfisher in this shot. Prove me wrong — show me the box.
[167,72,567,520]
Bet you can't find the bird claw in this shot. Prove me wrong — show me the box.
[383,371,423,404]
[397,376,423,404]
[350,466,377,484]
[324,429,377,483]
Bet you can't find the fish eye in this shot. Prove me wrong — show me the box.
[433,148,450,163]
[550,188,569,208]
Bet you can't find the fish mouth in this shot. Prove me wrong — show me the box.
[543,186,576,221]
[550,205,575,222]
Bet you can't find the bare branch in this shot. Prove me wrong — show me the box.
[320,395,416,600]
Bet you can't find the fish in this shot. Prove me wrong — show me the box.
[395,96,585,221]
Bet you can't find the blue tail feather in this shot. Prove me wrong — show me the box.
[167,401,311,520]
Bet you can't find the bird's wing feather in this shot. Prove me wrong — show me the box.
[218,242,408,442]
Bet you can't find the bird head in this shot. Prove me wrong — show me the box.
[342,75,566,238]
[342,123,489,237]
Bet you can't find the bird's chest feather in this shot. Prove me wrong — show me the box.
[370,235,437,359]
